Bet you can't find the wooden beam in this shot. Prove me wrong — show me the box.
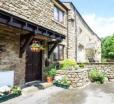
[19,33,33,58]
[0,9,65,40]
[48,41,60,58]
[34,34,49,40]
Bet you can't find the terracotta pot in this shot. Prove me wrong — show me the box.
[47,76,53,83]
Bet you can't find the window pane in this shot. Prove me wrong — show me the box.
[59,45,64,60]
[54,7,58,21]
[53,46,59,60]
[59,10,64,23]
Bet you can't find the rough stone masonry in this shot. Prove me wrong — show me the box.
[56,63,114,88]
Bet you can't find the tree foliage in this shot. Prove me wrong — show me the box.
[102,34,114,59]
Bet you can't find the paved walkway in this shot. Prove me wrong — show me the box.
[2,82,114,104]
[2,86,64,104]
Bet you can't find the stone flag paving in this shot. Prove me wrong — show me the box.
[2,82,114,104]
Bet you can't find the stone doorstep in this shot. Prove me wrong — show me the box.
[22,82,53,95]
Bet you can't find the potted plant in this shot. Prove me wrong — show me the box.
[30,41,45,52]
[31,43,41,52]
[47,68,56,83]
[53,77,71,89]
[0,86,21,103]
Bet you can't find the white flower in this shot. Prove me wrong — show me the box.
[0,86,11,93]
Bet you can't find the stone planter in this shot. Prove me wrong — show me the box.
[53,83,70,89]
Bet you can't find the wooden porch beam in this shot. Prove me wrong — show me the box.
[48,40,61,58]
[19,33,34,58]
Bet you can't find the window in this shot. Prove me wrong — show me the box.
[54,7,58,21]
[54,6,64,23]
[78,44,84,52]
[58,45,64,60]
[78,27,82,34]
[53,45,64,61]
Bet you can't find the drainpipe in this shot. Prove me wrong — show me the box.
[66,9,69,59]
[75,9,78,61]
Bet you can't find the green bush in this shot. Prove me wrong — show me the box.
[11,86,21,95]
[89,68,106,84]
[59,59,77,70]
[43,63,57,77]
[48,68,56,77]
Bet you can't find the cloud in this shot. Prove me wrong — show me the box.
[82,13,114,37]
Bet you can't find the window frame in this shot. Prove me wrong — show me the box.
[53,44,64,61]
[54,6,64,24]
[58,44,64,60]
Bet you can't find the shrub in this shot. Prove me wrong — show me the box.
[59,59,77,70]
[89,68,106,84]
[48,68,56,77]
[43,63,57,77]
[11,86,21,95]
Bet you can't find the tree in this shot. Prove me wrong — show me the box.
[102,34,114,60]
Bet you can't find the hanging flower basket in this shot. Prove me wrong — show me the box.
[30,43,41,52]
[30,40,46,52]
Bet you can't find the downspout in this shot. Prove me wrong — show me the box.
[75,10,78,61]
[66,9,69,59]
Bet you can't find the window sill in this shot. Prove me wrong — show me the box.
[52,19,67,28]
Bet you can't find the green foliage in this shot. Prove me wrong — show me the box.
[31,43,45,50]
[31,43,40,48]
[53,77,71,89]
[59,59,77,70]
[44,63,57,76]
[78,63,85,68]
[48,68,56,77]
[89,68,106,84]
[11,86,21,95]
[102,34,114,60]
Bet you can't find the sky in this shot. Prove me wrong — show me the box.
[61,0,114,38]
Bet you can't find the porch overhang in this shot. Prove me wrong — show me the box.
[0,10,65,40]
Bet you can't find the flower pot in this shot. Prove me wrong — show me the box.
[47,76,53,83]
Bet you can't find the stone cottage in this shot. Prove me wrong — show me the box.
[0,0,68,85]
[0,0,101,86]
[52,2,101,63]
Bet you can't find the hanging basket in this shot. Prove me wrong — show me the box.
[31,47,41,52]
[30,42,45,52]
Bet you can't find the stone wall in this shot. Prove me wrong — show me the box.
[63,3,77,59]
[0,0,68,85]
[56,69,90,88]
[76,10,101,62]
[64,2,101,62]
[0,0,67,36]
[0,27,26,85]
[84,63,114,81]
[76,11,101,62]
[56,63,114,88]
